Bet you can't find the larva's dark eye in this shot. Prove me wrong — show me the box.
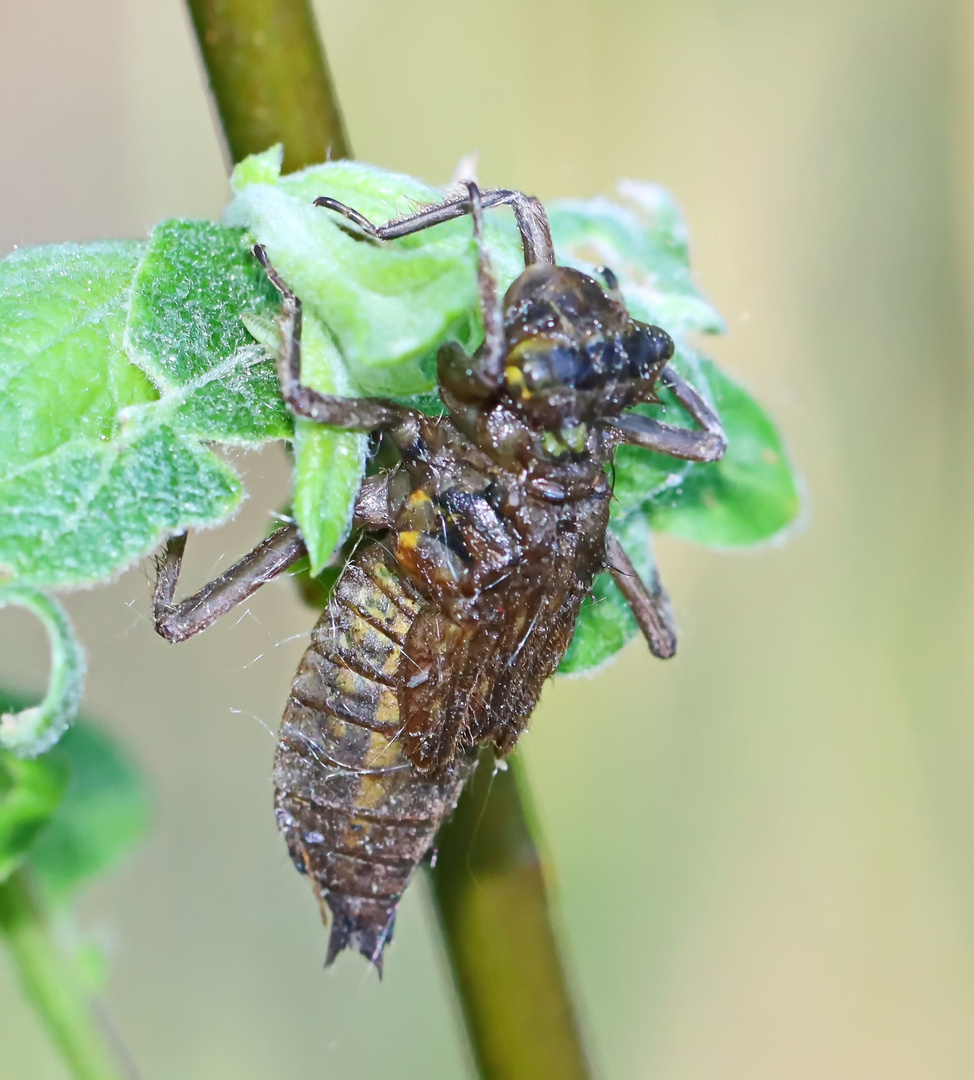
[624,326,674,379]
[546,346,578,385]
[519,346,579,392]
[574,337,627,388]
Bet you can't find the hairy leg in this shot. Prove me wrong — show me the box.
[153,524,307,643]
[313,184,555,267]
[153,474,395,644]
[605,532,678,659]
[464,182,505,385]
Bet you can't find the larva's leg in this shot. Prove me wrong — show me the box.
[464,182,505,384]
[605,531,678,660]
[317,182,516,394]
[429,182,507,393]
[153,472,397,644]
[314,183,555,266]
[153,525,307,644]
[607,364,727,463]
[253,244,420,443]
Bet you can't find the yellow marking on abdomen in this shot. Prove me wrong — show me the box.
[375,688,400,726]
[365,730,402,770]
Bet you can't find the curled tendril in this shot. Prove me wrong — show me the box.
[0,586,86,758]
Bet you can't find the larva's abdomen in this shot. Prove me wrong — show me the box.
[273,542,476,967]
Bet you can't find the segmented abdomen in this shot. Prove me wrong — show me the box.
[273,542,478,967]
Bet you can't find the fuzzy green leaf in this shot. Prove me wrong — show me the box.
[244,308,368,574]
[0,690,147,902]
[30,723,148,904]
[0,241,155,475]
[0,222,290,589]
[127,218,291,441]
[646,360,803,546]
[0,749,66,884]
[605,353,801,549]
[291,320,368,574]
[225,151,524,396]
[547,180,726,337]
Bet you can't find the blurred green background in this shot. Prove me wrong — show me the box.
[3,0,974,1076]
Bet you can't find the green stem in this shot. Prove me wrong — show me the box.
[0,870,122,1080]
[185,0,350,171]
[430,755,592,1080]
[185,6,592,1077]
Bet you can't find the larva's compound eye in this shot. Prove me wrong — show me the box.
[623,325,674,381]
[509,345,580,396]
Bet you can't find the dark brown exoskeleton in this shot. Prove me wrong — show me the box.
[151,183,725,969]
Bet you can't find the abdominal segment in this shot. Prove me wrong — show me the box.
[273,542,477,967]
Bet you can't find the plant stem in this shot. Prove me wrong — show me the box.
[430,754,592,1080]
[185,0,350,171]
[0,870,122,1080]
[185,5,592,1076]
